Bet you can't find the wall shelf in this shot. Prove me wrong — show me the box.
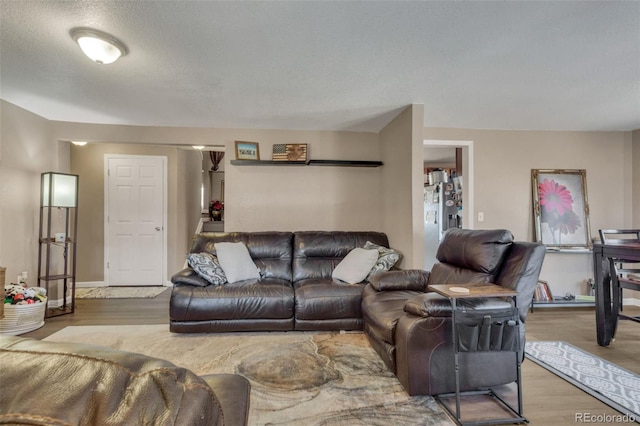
[531,299,595,309]
[230,159,383,167]
[308,160,383,167]
[231,160,306,166]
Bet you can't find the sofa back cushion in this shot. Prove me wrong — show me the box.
[292,231,389,282]
[429,229,513,284]
[191,232,293,281]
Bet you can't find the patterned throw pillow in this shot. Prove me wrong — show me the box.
[187,253,227,285]
[364,241,402,280]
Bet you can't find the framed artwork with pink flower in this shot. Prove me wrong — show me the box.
[532,169,591,249]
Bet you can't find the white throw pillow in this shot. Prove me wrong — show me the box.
[332,248,379,284]
[215,242,261,284]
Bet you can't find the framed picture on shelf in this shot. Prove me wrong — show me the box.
[272,143,308,161]
[235,141,260,160]
[531,169,591,249]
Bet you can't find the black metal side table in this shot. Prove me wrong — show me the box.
[428,284,527,426]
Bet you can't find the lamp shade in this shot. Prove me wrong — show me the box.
[41,172,78,208]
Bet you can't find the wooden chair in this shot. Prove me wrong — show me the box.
[598,229,640,323]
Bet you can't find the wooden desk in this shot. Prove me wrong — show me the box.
[593,242,640,347]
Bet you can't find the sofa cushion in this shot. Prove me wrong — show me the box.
[436,228,513,274]
[188,253,227,285]
[368,270,429,292]
[332,248,379,284]
[361,289,422,345]
[215,242,261,283]
[170,278,294,321]
[294,279,366,321]
[292,231,389,282]
[0,336,224,426]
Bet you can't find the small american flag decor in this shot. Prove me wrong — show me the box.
[272,144,308,162]
[272,144,288,161]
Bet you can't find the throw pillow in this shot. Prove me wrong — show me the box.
[364,241,402,280]
[187,253,227,285]
[332,248,379,284]
[215,242,261,283]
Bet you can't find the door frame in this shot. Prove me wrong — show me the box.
[103,154,168,286]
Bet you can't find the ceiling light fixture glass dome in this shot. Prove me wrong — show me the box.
[70,27,128,64]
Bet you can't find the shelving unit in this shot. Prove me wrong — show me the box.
[37,172,78,318]
[230,159,383,167]
[532,299,595,308]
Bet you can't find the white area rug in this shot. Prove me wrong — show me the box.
[525,341,640,420]
[75,286,168,299]
[45,325,454,426]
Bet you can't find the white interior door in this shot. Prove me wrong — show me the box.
[105,155,166,286]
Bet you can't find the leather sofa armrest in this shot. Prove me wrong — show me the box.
[404,293,513,318]
[171,268,209,287]
[368,270,430,292]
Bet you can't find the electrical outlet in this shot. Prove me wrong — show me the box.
[477,212,484,222]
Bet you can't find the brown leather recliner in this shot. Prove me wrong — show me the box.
[362,228,545,396]
[0,336,251,426]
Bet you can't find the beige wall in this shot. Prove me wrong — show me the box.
[0,101,59,289]
[70,143,201,283]
[3,98,637,303]
[380,104,425,268]
[423,127,636,298]
[53,122,383,234]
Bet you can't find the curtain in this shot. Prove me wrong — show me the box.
[209,151,225,171]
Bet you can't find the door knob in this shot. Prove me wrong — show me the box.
[155,227,162,231]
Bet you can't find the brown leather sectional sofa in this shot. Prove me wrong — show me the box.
[170,231,390,332]
[0,335,250,426]
[170,229,545,396]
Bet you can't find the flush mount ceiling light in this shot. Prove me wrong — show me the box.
[71,141,87,146]
[192,145,205,150]
[70,27,128,64]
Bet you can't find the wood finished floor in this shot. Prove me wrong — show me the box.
[20,292,640,426]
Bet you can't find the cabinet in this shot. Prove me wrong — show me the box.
[37,172,78,318]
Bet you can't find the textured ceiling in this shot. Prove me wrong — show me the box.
[1,1,639,132]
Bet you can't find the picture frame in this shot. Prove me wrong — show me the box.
[235,141,260,160]
[272,143,308,162]
[531,169,591,249]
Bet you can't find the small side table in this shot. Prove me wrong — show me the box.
[428,283,526,426]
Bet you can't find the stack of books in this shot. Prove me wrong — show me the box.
[533,280,552,302]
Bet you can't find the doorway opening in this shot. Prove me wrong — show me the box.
[423,140,474,269]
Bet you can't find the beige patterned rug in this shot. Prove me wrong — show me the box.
[44,325,454,426]
[75,286,168,299]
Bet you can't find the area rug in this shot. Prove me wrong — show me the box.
[44,325,454,425]
[75,286,168,299]
[525,341,640,419]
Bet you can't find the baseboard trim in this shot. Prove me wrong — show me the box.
[48,295,73,308]
[624,297,640,307]
[76,281,106,288]
[76,281,172,288]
